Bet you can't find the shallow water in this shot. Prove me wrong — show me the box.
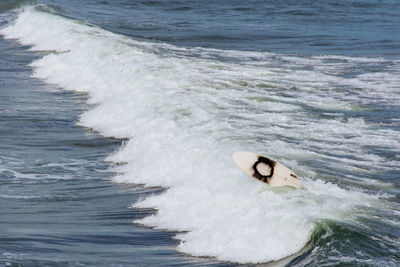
[1,0,399,266]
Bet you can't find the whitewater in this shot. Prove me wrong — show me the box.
[1,5,399,264]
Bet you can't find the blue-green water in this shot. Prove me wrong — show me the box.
[1,0,399,266]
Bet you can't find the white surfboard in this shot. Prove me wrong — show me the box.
[232,152,303,189]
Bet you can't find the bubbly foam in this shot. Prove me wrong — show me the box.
[1,6,397,263]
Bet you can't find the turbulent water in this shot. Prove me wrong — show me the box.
[1,0,399,266]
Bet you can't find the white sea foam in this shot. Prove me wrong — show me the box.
[1,6,398,263]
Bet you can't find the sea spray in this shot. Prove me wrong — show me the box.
[1,6,395,263]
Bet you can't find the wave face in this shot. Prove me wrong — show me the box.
[2,6,399,264]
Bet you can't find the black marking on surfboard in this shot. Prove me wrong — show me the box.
[252,156,276,183]
[290,173,298,179]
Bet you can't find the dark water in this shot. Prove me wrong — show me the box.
[39,0,400,57]
[1,0,399,266]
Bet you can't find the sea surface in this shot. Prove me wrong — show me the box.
[0,0,399,266]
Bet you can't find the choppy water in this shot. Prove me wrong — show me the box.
[1,0,399,266]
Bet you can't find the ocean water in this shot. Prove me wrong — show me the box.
[0,0,399,266]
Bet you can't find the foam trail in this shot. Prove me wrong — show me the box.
[1,6,397,263]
